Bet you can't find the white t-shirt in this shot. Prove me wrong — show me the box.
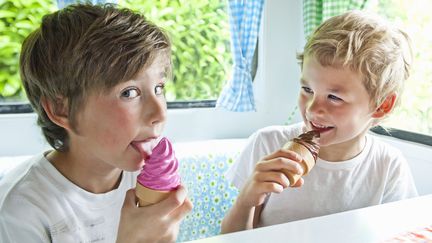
[0,152,138,243]
[226,123,418,227]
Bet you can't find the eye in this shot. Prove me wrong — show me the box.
[120,87,140,99]
[154,83,165,95]
[301,86,313,94]
[328,94,343,102]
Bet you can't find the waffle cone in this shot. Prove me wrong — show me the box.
[281,141,316,186]
[135,182,173,207]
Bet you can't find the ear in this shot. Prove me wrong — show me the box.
[372,93,397,118]
[41,97,72,130]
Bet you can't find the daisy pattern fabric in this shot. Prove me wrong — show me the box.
[177,153,239,242]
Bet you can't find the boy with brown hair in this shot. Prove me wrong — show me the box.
[222,10,417,232]
[0,3,192,242]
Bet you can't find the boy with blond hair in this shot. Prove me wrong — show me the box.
[222,10,417,232]
[0,3,192,242]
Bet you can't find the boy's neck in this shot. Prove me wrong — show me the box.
[46,150,123,194]
[318,135,367,162]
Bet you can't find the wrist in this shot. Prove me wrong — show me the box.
[233,197,255,215]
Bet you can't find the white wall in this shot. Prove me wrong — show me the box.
[0,113,49,156]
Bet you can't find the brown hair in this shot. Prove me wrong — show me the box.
[297,10,412,115]
[20,3,171,151]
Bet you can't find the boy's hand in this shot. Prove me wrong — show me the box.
[237,149,304,208]
[116,185,193,243]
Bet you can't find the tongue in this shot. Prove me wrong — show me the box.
[133,138,161,160]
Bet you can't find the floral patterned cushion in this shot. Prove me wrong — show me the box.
[174,140,245,242]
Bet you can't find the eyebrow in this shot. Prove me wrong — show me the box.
[328,87,345,93]
[300,78,346,93]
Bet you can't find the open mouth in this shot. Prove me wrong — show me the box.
[130,143,150,160]
[130,137,162,160]
[310,122,334,133]
[131,139,155,159]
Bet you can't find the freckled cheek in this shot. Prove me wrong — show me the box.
[101,113,137,144]
[116,114,134,125]
[100,133,120,148]
[115,115,137,136]
[110,106,137,124]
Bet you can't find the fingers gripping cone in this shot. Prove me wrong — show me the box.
[136,183,172,207]
[281,142,316,186]
[280,130,320,186]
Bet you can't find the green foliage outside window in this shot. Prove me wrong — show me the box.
[367,0,432,135]
[120,0,232,102]
[0,0,56,101]
[0,0,231,102]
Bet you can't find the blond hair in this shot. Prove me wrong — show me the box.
[297,10,412,113]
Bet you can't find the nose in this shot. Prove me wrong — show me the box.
[143,95,167,126]
[305,96,325,119]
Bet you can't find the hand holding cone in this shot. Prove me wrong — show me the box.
[280,130,320,186]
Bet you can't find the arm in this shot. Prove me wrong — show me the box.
[221,198,256,232]
[221,149,304,233]
[252,204,264,228]
[116,185,193,243]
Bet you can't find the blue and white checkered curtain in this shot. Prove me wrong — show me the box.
[303,0,368,37]
[56,0,117,8]
[216,0,264,112]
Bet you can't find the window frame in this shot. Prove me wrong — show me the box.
[0,101,218,113]
[370,126,432,147]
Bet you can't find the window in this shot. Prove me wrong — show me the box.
[120,0,232,103]
[366,0,432,138]
[0,0,232,111]
[0,0,56,111]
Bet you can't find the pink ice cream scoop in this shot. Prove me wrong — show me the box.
[137,137,180,190]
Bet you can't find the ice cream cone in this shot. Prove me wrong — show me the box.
[281,141,316,186]
[280,130,320,186]
[134,137,181,207]
[136,182,173,207]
